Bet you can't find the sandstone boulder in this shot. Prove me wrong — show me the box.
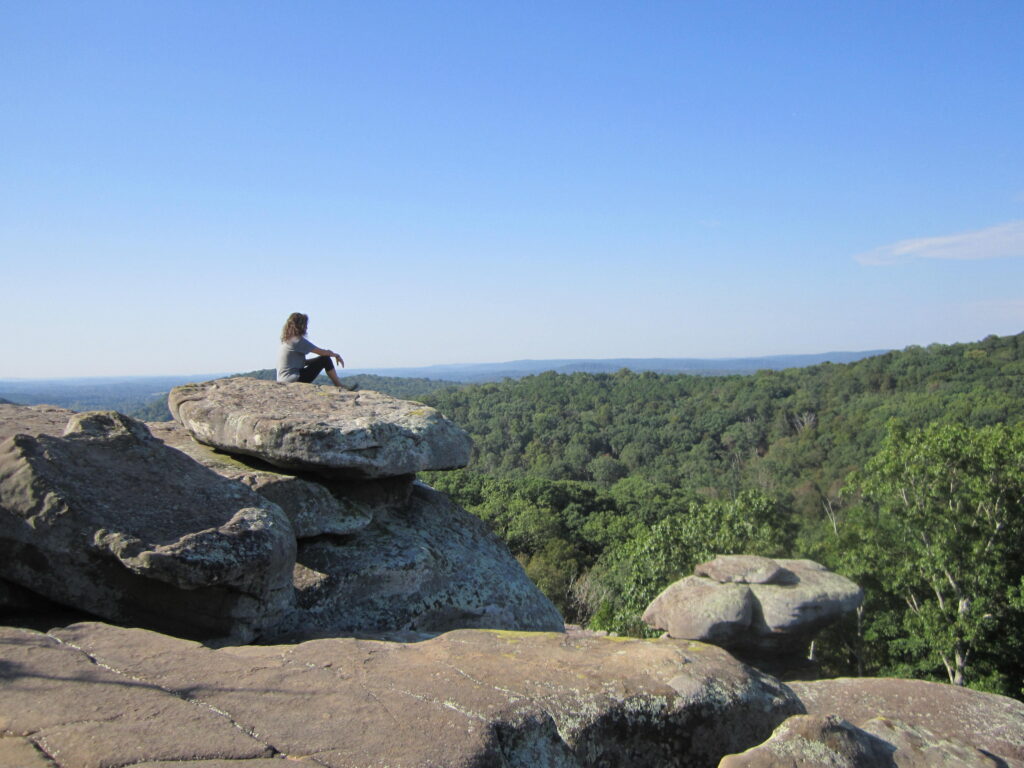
[718,714,894,767]
[695,555,793,585]
[282,482,565,638]
[169,377,472,478]
[642,576,754,644]
[0,402,75,441]
[148,420,411,538]
[0,411,296,642]
[789,677,1024,766]
[4,621,803,767]
[644,557,863,658]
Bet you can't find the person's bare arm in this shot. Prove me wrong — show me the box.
[311,346,345,367]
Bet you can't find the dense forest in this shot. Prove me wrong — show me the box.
[418,333,1024,699]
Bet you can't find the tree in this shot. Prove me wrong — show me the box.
[847,421,1024,690]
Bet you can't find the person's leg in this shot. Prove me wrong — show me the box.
[298,356,332,383]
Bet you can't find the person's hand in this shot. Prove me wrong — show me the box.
[334,352,345,368]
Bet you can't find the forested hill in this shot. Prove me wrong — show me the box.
[422,333,1023,510]
[419,333,1024,697]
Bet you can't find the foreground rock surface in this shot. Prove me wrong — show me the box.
[0,411,296,642]
[169,377,473,478]
[284,482,564,638]
[718,711,1009,767]
[2,622,802,768]
[644,557,863,659]
[789,677,1024,766]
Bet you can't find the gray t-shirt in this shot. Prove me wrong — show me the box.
[277,336,317,382]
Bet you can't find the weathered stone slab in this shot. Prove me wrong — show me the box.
[148,420,406,538]
[695,555,793,585]
[0,403,74,442]
[282,482,565,639]
[790,677,1024,766]
[168,377,472,479]
[0,626,274,768]
[40,621,803,768]
[0,411,296,642]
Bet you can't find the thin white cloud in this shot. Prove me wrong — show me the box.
[855,221,1024,266]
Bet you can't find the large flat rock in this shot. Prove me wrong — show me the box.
[2,621,802,768]
[283,482,565,638]
[169,378,473,479]
[0,411,296,642]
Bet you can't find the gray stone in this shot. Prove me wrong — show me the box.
[281,482,565,639]
[642,576,754,644]
[860,717,1005,767]
[790,677,1024,767]
[643,558,863,658]
[695,555,793,585]
[0,411,296,642]
[168,377,472,479]
[148,420,408,538]
[747,559,863,652]
[0,403,74,442]
[25,621,803,768]
[719,714,895,767]
[0,626,274,768]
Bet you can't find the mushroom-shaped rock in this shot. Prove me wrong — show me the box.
[643,557,863,659]
[0,411,296,642]
[169,377,473,479]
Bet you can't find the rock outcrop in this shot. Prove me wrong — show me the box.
[644,556,863,664]
[169,377,473,478]
[149,420,390,539]
[0,411,296,642]
[0,388,560,641]
[287,482,565,637]
[0,402,75,441]
[789,677,1024,766]
[718,714,896,767]
[2,621,802,768]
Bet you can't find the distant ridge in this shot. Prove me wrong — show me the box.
[337,350,891,382]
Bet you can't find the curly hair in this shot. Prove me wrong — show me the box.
[281,312,308,341]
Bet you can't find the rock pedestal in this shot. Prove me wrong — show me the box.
[0,383,561,642]
[643,555,863,667]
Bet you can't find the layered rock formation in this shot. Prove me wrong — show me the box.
[0,411,295,641]
[0,384,561,641]
[643,556,863,668]
[2,621,801,768]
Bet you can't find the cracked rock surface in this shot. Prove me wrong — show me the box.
[1,621,802,768]
[168,378,473,479]
[0,411,296,642]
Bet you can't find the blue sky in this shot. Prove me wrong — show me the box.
[3,1,1023,378]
